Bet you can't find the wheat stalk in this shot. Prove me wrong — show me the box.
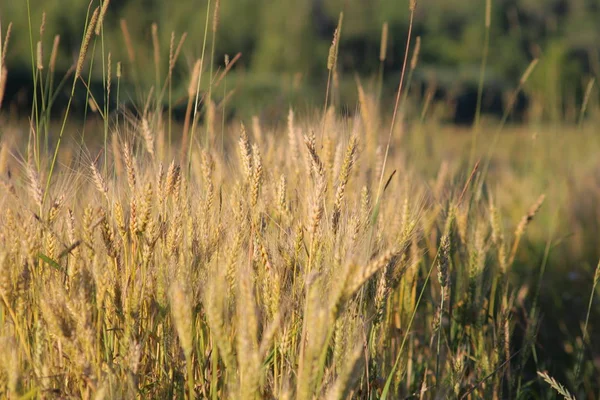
[239,123,253,180]
[332,135,358,234]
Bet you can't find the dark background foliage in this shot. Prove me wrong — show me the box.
[2,0,599,121]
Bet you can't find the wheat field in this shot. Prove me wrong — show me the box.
[0,1,599,399]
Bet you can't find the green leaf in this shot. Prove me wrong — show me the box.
[38,253,67,275]
[19,387,39,400]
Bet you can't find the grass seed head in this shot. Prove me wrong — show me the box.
[36,41,43,70]
[379,22,388,62]
[76,7,100,79]
[95,0,111,36]
[239,123,253,180]
[49,35,60,73]
[1,22,13,67]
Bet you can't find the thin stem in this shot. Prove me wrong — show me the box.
[43,7,96,205]
[99,8,109,176]
[381,250,436,399]
[435,289,445,383]
[375,9,415,206]
[80,39,98,144]
[189,0,212,171]
[26,0,40,169]
[207,6,218,148]
[471,0,491,165]
[574,259,600,388]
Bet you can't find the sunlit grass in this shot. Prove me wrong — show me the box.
[0,1,599,398]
